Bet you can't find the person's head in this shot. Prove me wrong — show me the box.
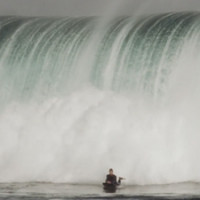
[109,168,113,175]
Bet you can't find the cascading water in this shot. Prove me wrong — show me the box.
[0,12,200,185]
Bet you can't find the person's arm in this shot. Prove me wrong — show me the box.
[117,177,121,185]
[113,175,118,185]
[106,175,111,184]
[118,177,125,185]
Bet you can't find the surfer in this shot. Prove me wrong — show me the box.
[105,168,123,185]
[103,168,124,193]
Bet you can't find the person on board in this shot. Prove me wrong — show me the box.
[105,168,123,185]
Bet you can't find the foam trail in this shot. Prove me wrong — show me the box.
[0,13,200,185]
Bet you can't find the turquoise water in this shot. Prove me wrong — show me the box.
[1,13,199,103]
[0,13,200,185]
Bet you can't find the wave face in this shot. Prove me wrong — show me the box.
[0,13,200,184]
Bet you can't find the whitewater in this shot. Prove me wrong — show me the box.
[0,12,200,187]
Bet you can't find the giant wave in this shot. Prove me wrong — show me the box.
[0,13,200,185]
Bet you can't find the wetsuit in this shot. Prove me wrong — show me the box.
[105,174,121,185]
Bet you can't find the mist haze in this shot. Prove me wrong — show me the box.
[0,0,200,17]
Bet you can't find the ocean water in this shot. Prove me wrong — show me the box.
[0,182,200,200]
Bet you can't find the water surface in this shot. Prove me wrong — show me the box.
[0,182,200,199]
